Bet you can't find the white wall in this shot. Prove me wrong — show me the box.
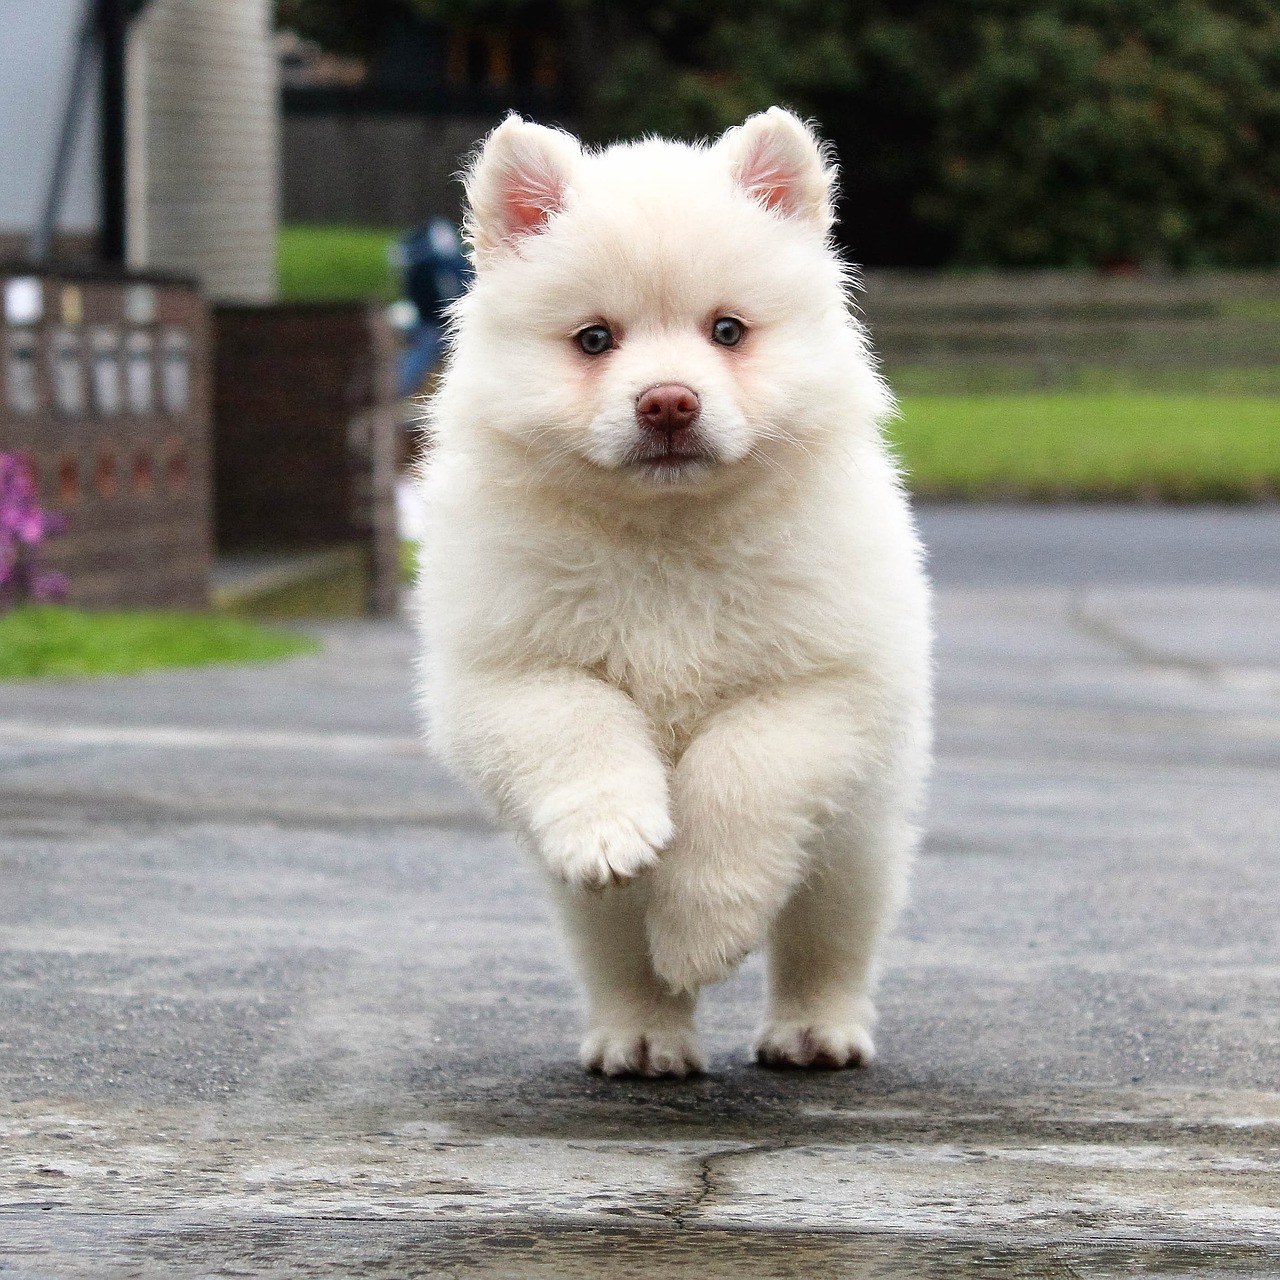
[127,0,279,301]
[0,0,99,237]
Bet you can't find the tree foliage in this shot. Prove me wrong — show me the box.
[276,0,399,57]
[918,1,1280,266]
[278,0,1280,267]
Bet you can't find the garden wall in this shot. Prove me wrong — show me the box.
[1,267,212,608]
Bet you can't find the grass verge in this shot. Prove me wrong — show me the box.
[891,394,1279,501]
[0,607,319,680]
[400,540,419,585]
[278,224,400,303]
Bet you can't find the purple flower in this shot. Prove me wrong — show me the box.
[0,451,67,608]
[32,571,69,602]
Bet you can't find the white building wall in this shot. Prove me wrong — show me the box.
[127,0,279,301]
[0,0,99,238]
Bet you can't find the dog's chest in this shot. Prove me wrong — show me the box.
[526,536,807,739]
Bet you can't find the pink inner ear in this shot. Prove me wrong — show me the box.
[751,181,792,214]
[735,136,801,217]
[502,162,566,240]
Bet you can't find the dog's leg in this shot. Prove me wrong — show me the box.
[753,809,914,1069]
[554,881,705,1078]
[646,678,921,994]
[431,671,672,890]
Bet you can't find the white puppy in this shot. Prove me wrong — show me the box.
[414,108,932,1078]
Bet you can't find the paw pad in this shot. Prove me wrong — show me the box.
[581,1028,706,1078]
[753,1022,874,1070]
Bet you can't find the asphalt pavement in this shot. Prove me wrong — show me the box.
[1,506,1278,1278]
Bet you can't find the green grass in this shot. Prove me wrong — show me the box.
[891,394,1280,500]
[400,540,419,585]
[277,224,400,303]
[1218,297,1280,322]
[0,607,320,680]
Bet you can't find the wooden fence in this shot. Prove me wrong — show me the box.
[859,270,1280,391]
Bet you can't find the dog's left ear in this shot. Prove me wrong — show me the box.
[716,107,836,233]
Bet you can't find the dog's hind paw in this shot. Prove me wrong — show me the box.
[648,927,749,995]
[753,1019,875,1070]
[581,1026,706,1078]
[646,893,757,993]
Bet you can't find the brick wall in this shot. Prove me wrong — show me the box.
[1,268,212,609]
[212,304,399,616]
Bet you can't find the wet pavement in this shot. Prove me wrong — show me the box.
[1,507,1278,1278]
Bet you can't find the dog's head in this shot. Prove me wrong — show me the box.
[440,108,887,497]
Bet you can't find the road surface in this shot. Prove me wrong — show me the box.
[1,506,1277,1277]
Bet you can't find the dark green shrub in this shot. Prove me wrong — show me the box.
[279,0,1280,267]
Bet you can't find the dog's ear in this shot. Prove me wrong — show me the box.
[463,115,581,265]
[716,107,836,233]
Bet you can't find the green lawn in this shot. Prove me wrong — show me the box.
[891,394,1279,501]
[277,224,401,303]
[0,607,319,680]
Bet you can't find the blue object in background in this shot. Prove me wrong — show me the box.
[392,218,472,397]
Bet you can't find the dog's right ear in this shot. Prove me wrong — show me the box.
[463,115,581,266]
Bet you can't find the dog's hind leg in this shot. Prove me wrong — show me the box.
[645,676,898,994]
[753,807,915,1069]
[554,880,705,1078]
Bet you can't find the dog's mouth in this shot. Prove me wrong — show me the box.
[635,451,710,467]
[624,432,717,476]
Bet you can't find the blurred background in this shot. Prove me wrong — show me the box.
[6,9,1280,1253]
[0,0,1278,665]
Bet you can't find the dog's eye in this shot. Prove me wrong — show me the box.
[575,325,613,356]
[711,317,745,347]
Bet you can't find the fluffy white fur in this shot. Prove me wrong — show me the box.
[413,107,932,1078]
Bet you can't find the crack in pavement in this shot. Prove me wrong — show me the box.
[1067,592,1222,677]
[674,1141,797,1230]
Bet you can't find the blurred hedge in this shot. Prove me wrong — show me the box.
[280,0,1280,269]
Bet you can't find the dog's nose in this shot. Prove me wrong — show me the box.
[636,384,700,433]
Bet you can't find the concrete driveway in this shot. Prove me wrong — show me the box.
[1,507,1278,1277]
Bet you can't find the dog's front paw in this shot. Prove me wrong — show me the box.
[535,797,673,891]
[754,1019,875,1070]
[581,1025,705,1078]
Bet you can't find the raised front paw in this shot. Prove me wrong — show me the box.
[753,1018,875,1070]
[581,1025,706,1078]
[534,797,673,891]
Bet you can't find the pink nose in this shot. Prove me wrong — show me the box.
[636,384,700,433]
